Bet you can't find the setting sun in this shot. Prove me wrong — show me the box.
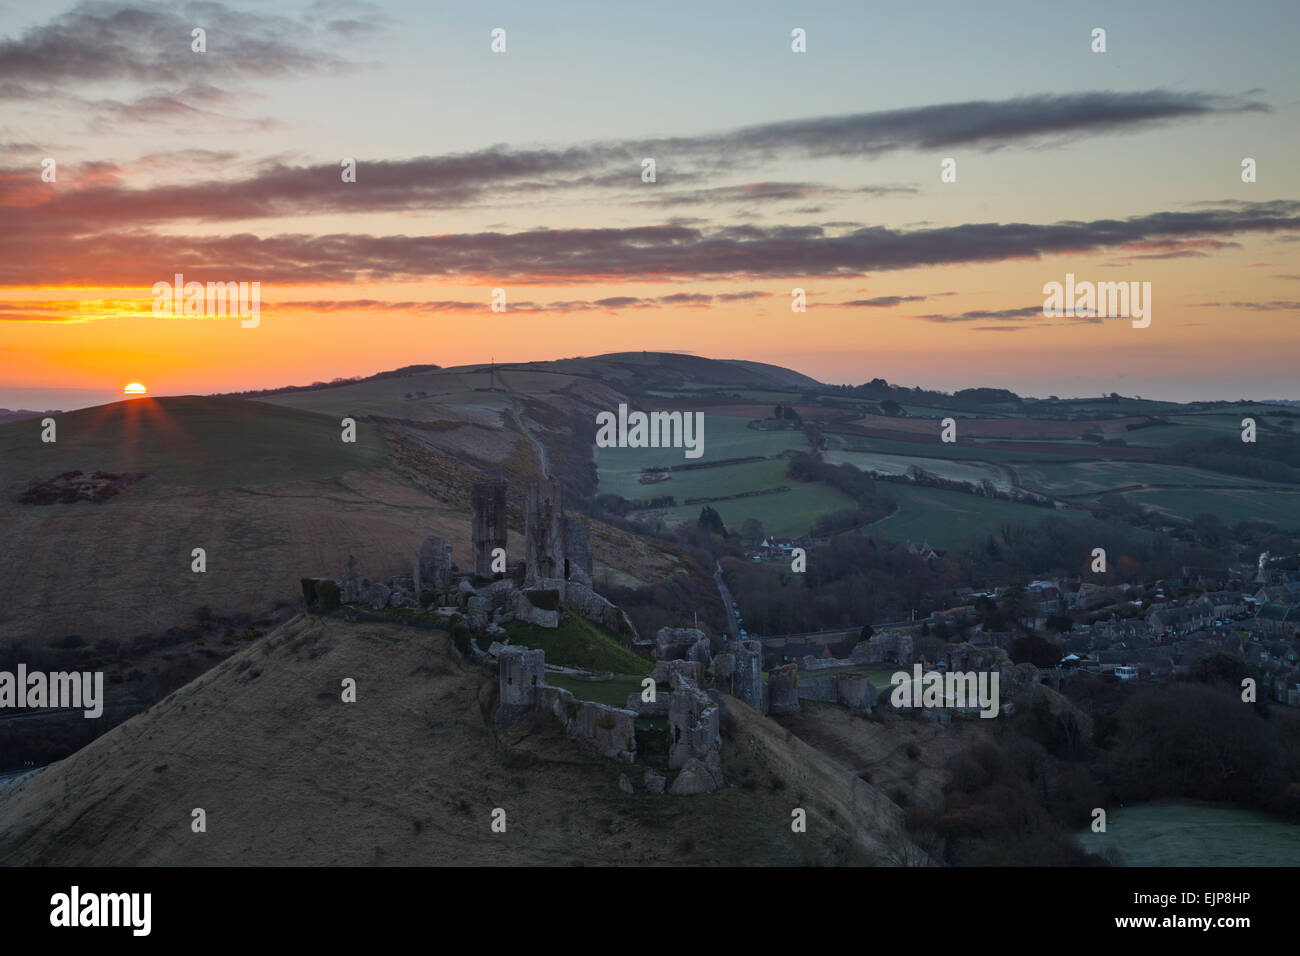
[123,383,147,395]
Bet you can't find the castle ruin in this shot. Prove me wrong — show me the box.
[524,479,565,585]
[471,480,508,577]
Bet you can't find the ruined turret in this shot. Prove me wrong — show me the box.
[472,480,508,578]
[525,479,565,586]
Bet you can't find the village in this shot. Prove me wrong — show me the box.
[740,538,1300,709]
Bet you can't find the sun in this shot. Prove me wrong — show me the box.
[123,383,147,395]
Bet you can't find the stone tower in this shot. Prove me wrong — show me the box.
[471,480,508,578]
[525,479,566,585]
[563,515,592,587]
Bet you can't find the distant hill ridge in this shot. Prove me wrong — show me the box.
[215,352,823,399]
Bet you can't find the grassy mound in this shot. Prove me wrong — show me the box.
[502,610,651,673]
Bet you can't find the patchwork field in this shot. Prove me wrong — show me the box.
[641,481,857,538]
[595,415,805,480]
[847,412,1147,440]
[899,405,989,418]
[595,414,810,527]
[599,457,790,502]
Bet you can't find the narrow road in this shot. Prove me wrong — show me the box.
[508,407,549,479]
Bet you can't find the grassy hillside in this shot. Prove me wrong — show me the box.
[0,396,469,645]
[0,396,387,492]
[0,615,926,866]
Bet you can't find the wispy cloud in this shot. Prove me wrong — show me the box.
[1192,300,1300,311]
[911,306,1045,323]
[0,1,370,127]
[5,201,1298,287]
[833,295,928,308]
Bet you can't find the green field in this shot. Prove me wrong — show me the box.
[1027,397,1186,416]
[828,432,1067,463]
[826,449,1011,490]
[863,484,1088,549]
[595,415,814,531]
[0,396,388,491]
[1115,408,1290,447]
[544,673,647,707]
[597,457,790,502]
[1117,486,1300,530]
[1015,460,1264,495]
[1077,803,1300,866]
[899,405,989,419]
[1109,425,1225,447]
[595,414,806,480]
[645,480,857,538]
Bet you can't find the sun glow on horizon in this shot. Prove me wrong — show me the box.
[123,383,147,395]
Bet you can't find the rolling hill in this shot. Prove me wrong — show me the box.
[0,615,930,866]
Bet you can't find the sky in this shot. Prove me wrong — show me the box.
[1,0,1298,408]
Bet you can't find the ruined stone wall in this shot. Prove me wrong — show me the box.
[664,670,722,793]
[525,479,566,585]
[797,673,876,714]
[471,480,508,578]
[766,663,800,714]
[496,645,636,762]
[416,535,452,591]
[563,515,592,587]
[731,640,764,711]
[655,626,705,661]
[851,631,914,665]
[561,580,639,644]
[494,645,545,725]
[574,701,637,763]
